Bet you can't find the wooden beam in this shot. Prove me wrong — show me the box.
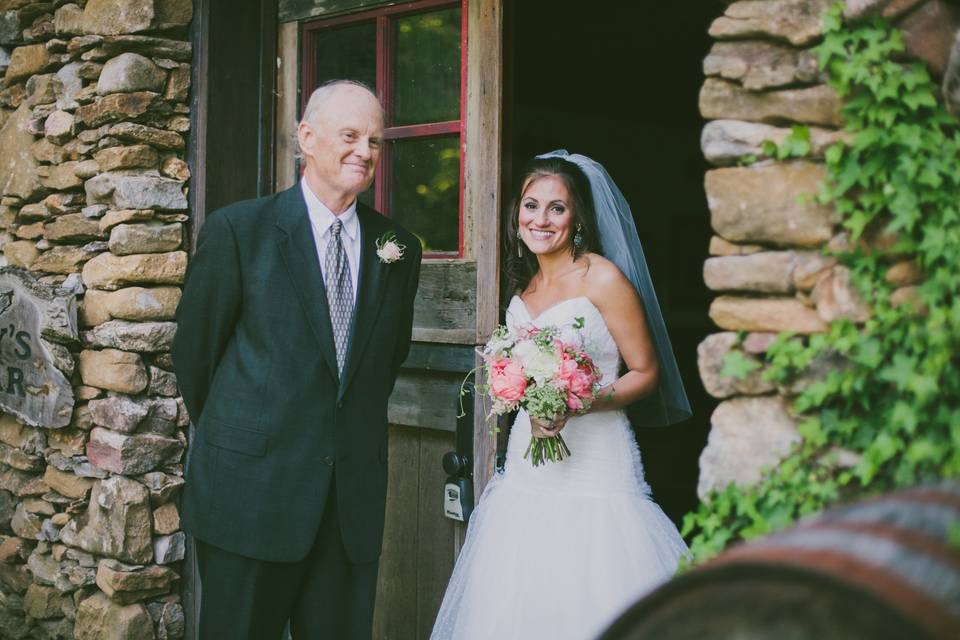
[183,1,209,637]
[401,342,476,373]
[412,260,477,341]
[275,21,299,192]
[412,328,476,344]
[187,0,209,252]
[388,371,464,432]
[258,0,279,194]
[463,0,503,497]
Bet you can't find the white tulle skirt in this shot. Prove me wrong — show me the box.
[430,409,689,640]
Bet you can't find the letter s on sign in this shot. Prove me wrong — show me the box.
[14,332,31,360]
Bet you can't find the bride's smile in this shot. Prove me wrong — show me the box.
[518,175,574,255]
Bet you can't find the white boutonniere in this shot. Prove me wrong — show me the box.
[375,231,406,264]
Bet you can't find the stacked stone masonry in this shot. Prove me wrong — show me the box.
[0,1,192,638]
[696,0,959,498]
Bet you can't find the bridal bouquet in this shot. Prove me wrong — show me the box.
[476,317,604,466]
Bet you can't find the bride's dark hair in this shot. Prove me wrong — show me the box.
[503,156,601,305]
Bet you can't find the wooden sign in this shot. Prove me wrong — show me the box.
[0,268,77,428]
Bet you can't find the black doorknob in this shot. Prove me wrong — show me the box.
[442,451,470,477]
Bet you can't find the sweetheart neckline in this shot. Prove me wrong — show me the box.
[512,295,600,324]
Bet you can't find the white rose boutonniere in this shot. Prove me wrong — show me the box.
[376,231,406,264]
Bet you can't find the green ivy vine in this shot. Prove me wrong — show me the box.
[682,4,960,562]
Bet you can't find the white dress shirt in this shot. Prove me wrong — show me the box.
[301,179,361,304]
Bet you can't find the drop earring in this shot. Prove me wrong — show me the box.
[516,229,523,257]
[574,224,584,249]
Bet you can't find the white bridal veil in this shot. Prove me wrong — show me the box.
[537,150,692,427]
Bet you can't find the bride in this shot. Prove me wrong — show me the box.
[430,151,692,640]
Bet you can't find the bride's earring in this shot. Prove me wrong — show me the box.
[517,229,523,257]
[574,224,584,249]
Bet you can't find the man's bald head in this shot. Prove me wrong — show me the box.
[300,80,384,129]
[296,79,384,212]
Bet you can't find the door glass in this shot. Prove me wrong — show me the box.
[390,135,460,252]
[312,21,377,91]
[393,8,462,126]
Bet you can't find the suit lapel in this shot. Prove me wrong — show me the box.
[338,205,388,398]
[274,186,339,381]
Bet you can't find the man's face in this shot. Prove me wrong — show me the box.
[298,87,384,201]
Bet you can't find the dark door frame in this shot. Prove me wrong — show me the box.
[184,1,279,636]
[188,0,278,248]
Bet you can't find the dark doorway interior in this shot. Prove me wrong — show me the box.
[191,0,277,225]
[505,2,719,525]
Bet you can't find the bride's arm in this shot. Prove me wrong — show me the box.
[588,261,659,412]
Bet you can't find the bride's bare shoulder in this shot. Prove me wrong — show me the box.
[579,254,636,305]
[581,254,628,286]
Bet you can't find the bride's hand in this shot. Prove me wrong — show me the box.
[530,415,568,438]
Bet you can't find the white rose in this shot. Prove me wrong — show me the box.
[377,241,404,263]
[514,340,560,383]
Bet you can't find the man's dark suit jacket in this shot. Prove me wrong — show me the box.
[172,184,421,564]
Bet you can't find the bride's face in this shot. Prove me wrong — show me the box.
[518,175,574,257]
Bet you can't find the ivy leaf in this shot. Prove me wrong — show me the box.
[878,353,917,390]
[779,126,811,159]
[764,503,796,533]
[949,521,960,549]
[872,432,904,464]
[909,374,939,406]
[903,89,937,111]
[845,210,873,240]
[721,351,760,381]
[904,438,944,466]
[821,6,844,34]
[890,401,919,434]
[798,417,827,447]
[852,338,883,368]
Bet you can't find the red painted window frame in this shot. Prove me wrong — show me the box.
[301,0,467,258]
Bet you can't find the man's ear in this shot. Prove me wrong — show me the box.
[297,122,314,159]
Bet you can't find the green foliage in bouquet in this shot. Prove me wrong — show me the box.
[523,384,568,422]
[682,3,960,562]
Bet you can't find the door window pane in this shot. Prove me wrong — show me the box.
[312,22,377,91]
[390,136,460,252]
[392,8,461,126]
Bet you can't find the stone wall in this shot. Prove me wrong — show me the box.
[696,0,959,498]
[0,1,191,638]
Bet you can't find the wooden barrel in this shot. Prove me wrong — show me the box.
[600,482,960,640]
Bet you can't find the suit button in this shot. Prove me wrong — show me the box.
[321,456,335,466]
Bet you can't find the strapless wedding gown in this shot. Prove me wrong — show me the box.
[430,296,689,640]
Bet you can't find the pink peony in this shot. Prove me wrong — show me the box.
[489,358,527,403]
[556,352,595,398]
[565,392,584,411]
[553,355,579,391]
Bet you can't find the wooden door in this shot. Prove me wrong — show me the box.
[374,425,459,637]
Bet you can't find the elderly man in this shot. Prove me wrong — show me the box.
[173,80,421,638]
